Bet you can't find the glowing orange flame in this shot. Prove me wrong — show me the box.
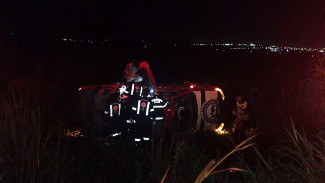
[215,123,229,135]
[215,88,225,100]
[64,129,82,137]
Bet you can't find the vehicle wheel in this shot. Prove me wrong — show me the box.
[200,98,222,125]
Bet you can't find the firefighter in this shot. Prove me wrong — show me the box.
[124,60,143,83]
[126,82,144,98]
[102,93,125,144]
[123,82,144,125]
[150,92,168,122]
[122,61,146,140]
[150,91,168,140]
[129,88,153,144]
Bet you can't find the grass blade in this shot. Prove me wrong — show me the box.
[160,166,171,183]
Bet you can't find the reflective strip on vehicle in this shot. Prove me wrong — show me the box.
[150,109,155,112]
[146,102,150,116]
[143,137,150,141]
[132,107,137,110]
[126,120,131,123]
[137,100,141,114]
[104,111,109,114]
[135,138,141,142]
[118,104,121,115]
[155,117,163,120]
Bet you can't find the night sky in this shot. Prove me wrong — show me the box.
[1,0,325,47]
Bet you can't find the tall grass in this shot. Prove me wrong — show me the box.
[78,132,214,183]
[1,56,324,182]
[193,135,255,183]
[240,120,325,183]
[226,57,325,183]
[0,91,71,182]
[0,88,217,183]
[298,57,325,131]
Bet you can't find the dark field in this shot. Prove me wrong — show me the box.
[0,36,324,182]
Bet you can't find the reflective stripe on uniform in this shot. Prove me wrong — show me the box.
[152,97,163,103]
[155,117,164,120]
[118,104,121,115]
[137,100,141,114]
[153,102,168,108]
[119,85,128,95]
[111,132,121,137]
[143,137,150,141]
[104,111,109,114]
[131,84,135,95]
[135,138,141,142]
[110,105,113,117]
[139,87,143,96]
[146,102,150,116]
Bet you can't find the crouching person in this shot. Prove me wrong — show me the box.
[232,96,249,141]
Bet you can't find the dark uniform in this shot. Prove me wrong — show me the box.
[130,91,153,143]
[150,95,168,139]
[123,82,144,124]
[102,95,125,143]
[150,96,168,122]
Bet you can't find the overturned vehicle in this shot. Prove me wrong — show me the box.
[79,61,225,142]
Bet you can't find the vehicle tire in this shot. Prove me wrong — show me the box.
[201,98,222,125]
